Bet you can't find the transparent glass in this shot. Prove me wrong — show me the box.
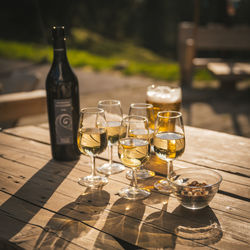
[118,115,151,200]
[97,100,125,175]
[126,103,155,179]
[77,108,108,188]
[171,168,222,210]
[146,84,182,121]
[153,111,185,193]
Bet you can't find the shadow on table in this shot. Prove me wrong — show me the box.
[137,203,222,249]
[0,159,78,240]
[35,189,110,249]
[172,205,223,246]
[94,197,146,249]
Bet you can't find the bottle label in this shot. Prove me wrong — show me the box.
[54,99,73,145]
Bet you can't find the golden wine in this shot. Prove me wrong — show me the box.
[118,138,150,168]
[153,132,185,161]
[78,128,107,156]
[106,121,121,144]
[129,128,153,140]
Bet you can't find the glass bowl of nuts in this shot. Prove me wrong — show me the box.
[170,168,222,210]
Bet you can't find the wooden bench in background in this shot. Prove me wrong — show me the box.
[0,71,46,128]
[0,89,46,123]
[178,22,250,88]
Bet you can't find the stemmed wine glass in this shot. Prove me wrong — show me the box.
[97,100,125,175]
[77,108,108,188]
[118,115,151,200]
[153,111,185,193]
[126,103,155,179]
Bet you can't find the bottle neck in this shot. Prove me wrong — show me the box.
[53,39,67,61]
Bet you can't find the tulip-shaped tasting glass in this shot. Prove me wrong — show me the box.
[77,108,108,188]
[97,100,125,175]
[118,115,151,200]
[126,103,155,179]
[153,111,185,193]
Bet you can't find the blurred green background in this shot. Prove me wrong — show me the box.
[0,0,250,81]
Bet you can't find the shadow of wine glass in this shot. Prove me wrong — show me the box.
[137,203,222,249]
[94,197,146,249]
[172,205,223,247]
[137,202,177,249]
[34,189,110,249]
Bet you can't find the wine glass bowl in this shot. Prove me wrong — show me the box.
[126,103,155,180]
[129,103,155,130]
[77,108,108,188]
[97,100,125,175]
[170,168,222,210]
[118,115,151,200]
[153,111,185,193]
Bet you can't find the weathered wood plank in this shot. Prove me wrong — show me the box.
[1,131,250,202]
[4,124,250,186]
[3,125,50,144]
[5,125,250,174]
[1,125,250,249]
[184,126,250,171]
[0,90,46,122]
[0,150,249,221]
[0,153,249,249]
[1,180,249,250]
[1,129,250,200]
[0,186,215,249]
[0,194,125,250]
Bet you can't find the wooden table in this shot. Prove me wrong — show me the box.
[0,123,249,249]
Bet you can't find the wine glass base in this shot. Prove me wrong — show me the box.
[78,175,108,188]
[97,163,125,175]
[119,187,150,200]
[126,169,155,180]
[154,179,173,194]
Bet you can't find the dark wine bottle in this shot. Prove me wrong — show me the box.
[46,26,80,161]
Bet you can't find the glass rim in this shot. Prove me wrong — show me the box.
[147,84,181,90]
[80,107,105,114]
[170,168,223,188]
[130,103,153,109]
[98,99,121,106]
[157,111,182,119]
[122,115,148,123]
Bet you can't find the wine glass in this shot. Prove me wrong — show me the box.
[77,108,108,188]
[126,103,155,179]
[97,100,125,175]
[153,111,185,193]
[118,115,151,200]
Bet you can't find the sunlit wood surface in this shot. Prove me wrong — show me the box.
[0,123,249,249]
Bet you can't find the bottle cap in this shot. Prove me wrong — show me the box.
[52,26,65,40]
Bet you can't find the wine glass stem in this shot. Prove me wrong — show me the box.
[167,160,173,180]
[139,164,144,171]
[91,156,96,177]
[132,167,138,188]
[108,145,113,166]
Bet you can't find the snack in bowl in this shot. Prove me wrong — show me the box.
[170,168,222,210]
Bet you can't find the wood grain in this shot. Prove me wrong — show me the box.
[0,90,46,122]
[0,124,250,249]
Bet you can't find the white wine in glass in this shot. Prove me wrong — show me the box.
[77,108,108,188]
[118,115,151,200]
[127,103,155,179]
[153,111,185,193]
[97,100,125,175]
